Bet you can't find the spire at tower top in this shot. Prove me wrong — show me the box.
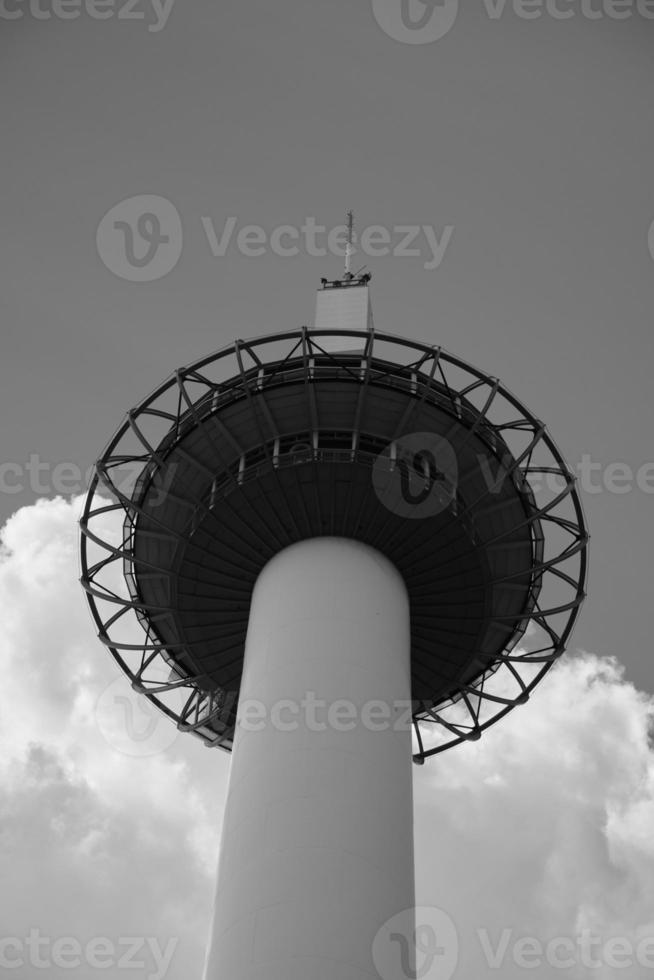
[319,210,371,293]
[344,209,354,280]
[315,210,374,342]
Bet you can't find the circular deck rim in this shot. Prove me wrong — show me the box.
[80,326,588,762]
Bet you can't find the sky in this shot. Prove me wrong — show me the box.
[1,1,653,978]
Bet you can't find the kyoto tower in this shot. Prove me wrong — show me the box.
[80,215,588,980]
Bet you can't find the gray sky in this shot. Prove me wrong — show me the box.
[1,2,654,978]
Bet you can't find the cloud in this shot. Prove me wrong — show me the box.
[413,653,654,978]
[0,496,229,980]
[1,496,653,978]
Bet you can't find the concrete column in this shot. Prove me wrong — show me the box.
[204,537,415,980]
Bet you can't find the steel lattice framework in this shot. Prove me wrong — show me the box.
[80,326,588,763]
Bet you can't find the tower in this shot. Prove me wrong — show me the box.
[80,246,588,979]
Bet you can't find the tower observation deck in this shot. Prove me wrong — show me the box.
[81,264,587,979]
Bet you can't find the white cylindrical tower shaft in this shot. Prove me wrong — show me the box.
[204,537,415,980]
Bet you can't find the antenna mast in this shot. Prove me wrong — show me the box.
[344,209,354,279]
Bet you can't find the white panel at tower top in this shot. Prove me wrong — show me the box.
[313,283,373,350]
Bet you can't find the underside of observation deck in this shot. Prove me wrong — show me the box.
[81,327,587,760]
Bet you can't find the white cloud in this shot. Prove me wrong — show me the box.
[0,497,653,978]
[0,497,229,980]
[413,654,654,978]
